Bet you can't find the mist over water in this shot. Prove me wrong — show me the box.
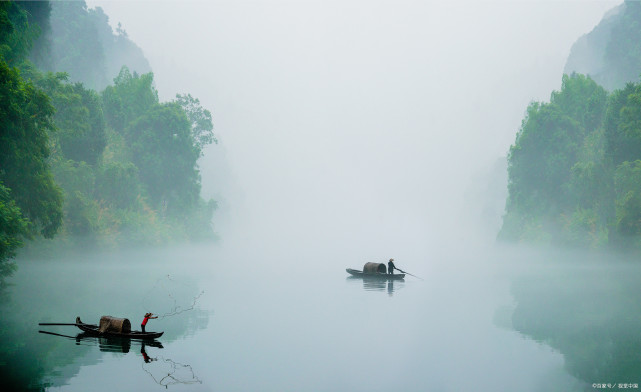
[5,1,641,391]
[9,243,641,391]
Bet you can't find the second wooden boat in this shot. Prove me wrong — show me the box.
[346,268,405,280]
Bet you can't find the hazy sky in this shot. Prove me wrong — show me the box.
[87,0,620,256]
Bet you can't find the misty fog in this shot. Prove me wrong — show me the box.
[5,1,640,391]
[87,0,618,260]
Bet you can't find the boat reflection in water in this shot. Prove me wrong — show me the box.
[38,330,201,387]
[346,276,405,296]
[39,330,164,354]
[345,263,406,296]
[82,333,164,353]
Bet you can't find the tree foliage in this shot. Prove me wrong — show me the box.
[501,73,641,249]
[0,0,218,264]
[95,162,141,210]
[175,93,216,155]
[41,1,150,91]
[605,83,641,166]
[102,67,157,132]
[0,1,63,278]
[0,60,63,239]
[127,102,200,212]
[36,72,106,165]
[0,182,29,279]
[0,2,42,65]
[613,161,641,244]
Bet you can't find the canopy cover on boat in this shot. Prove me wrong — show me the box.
[363,262,387,274]
[98,315,131,334]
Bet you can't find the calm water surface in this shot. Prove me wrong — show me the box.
[2,245,640,391]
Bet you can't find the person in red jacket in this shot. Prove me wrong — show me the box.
[141,312,158,333]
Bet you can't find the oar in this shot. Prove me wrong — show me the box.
[395,268,424,280]
[38,323,81,326]
[39,330,77,338]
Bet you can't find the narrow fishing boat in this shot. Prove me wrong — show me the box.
[75,316,164,339]
[346,262,405,280]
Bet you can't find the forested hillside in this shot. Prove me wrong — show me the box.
[32,1,151,90]
[0,1,218,284]
[501,1,641,249]
[565,1,641,91]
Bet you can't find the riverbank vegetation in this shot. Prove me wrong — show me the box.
[0,1,218,284]
[500,1,641,250]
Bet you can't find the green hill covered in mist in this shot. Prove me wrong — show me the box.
[500,0,641,249]
[0,1,218,283]
[565,1,641,91]
[30,1,152,91]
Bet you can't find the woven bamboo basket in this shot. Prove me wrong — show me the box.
[98,315,131,333]
[363,262,387,274]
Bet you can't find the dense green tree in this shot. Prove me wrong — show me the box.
[175,93,216,155]
[51,159,96,239]
[0,0,217,258]
[604,82,641,166]
[126,102,200,213]
[568,161,613,233]
[0,2,41,65]
[506,103,582,217]
[102,67,157,133]
[7,69,109,243]
[502,74,641,248]
[0,60,63,239]
[551,74,608,133]
[613,160,641,244]
[501,74,609,244]
[51,159,94,198]
[519,1,641,248]
[0,1,63,278]
[0,182,29,282]
[19,1,52,69]
[34,72,106,165]
[95,161,141,209]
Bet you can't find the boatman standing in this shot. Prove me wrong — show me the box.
[388,258,396,275]
[141,312,158,333]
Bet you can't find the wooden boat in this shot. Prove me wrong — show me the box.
[75,317,164,339]
[346,268,405,280]
[39,330,164,349]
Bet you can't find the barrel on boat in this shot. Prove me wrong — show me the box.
[363,262,387,274]
[98,315,131,334]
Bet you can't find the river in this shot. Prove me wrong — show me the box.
[1,243,640,391]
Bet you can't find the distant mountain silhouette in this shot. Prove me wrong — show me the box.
[565,2,641,90]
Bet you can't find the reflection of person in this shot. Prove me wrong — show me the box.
[141,312,158,333]
[388,258,396,275]
[141,343,155,363]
